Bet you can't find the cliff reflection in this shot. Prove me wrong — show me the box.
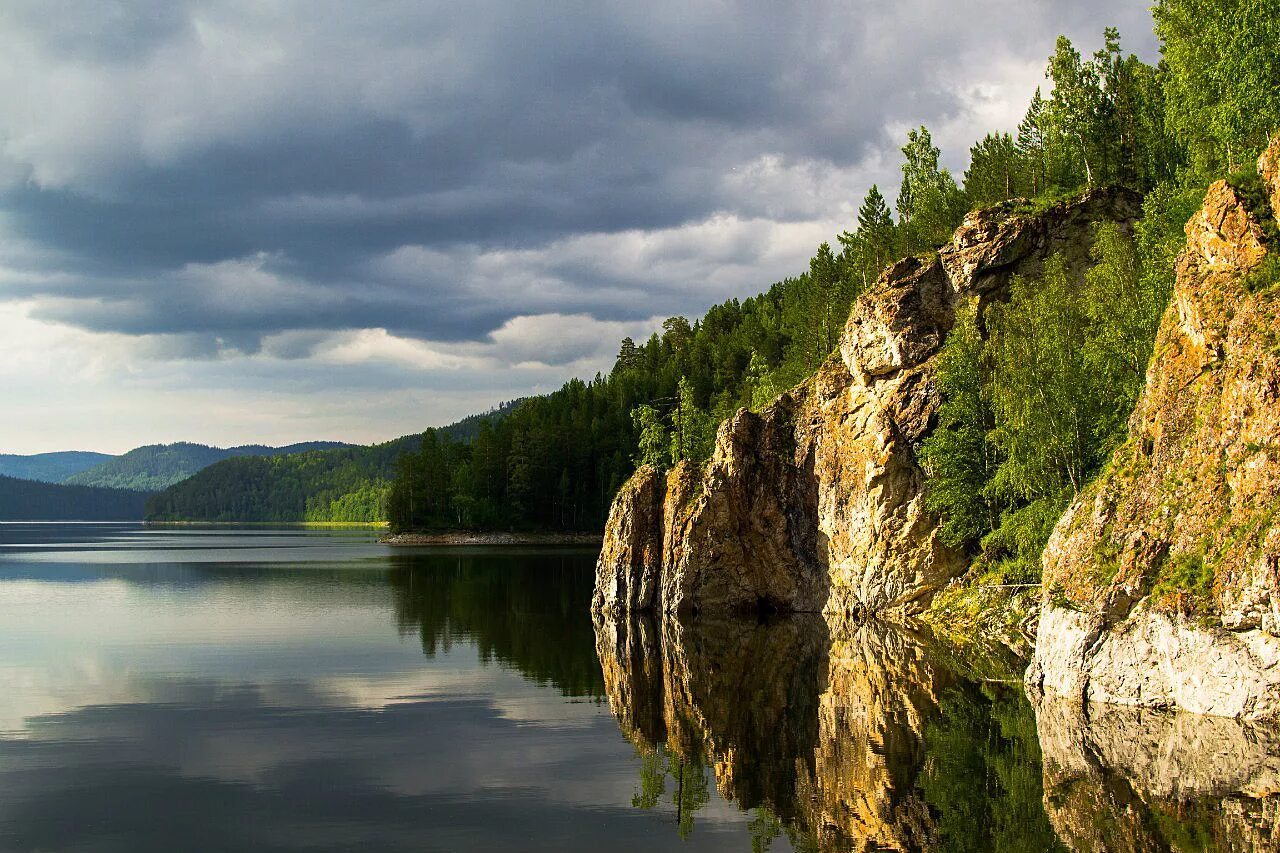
[1035,697,1280,852]
[594,612,1062,851]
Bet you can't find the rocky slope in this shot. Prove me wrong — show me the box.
[1027,137,1280,719]
[594,188,1141,619]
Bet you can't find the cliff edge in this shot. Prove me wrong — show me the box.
[1027,136,1280,719]
[594,188,1141,619]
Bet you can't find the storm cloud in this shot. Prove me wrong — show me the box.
[0,0,1159,451]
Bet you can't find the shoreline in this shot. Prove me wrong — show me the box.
[144,520,389,529]
[380,531,603,546]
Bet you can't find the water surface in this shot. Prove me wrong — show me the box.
[0,524,1272,852]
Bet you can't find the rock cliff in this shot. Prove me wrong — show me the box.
[1028,136,1280,719]
[594,188,1141,618]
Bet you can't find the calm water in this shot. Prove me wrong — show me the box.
[0,524,1273,852]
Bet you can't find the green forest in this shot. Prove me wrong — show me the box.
[69,441,351,492]
[145,408,513,522]
[0,475,148,521]
[153,0,1280,570]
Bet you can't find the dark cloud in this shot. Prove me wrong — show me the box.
[0,1,1160,447]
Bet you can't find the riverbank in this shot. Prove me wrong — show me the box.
[145,520,389,529]
[381,531,602,546]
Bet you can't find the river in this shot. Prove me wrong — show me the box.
[0,524,1272,851]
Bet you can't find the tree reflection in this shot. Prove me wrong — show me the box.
[386,550,605,697]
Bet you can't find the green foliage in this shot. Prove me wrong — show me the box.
[1155,0,1280,173]
[669,377,715,464]
[897,125,967,254]
[0,474,147,521]
[987,256,1106,499]
[840,184,898,290]
[965,133,1027,208]
[918,686,1066,853]
[1081,222,1166,443]
[919,303,997,550]
[1002,31,1179,199]
[1136,180,1207,307]
[1151,552,1216,618]
[147,409,513,523]
[631,404,669,469]
[979,496,1071,584]
[921,218,1173,576]
[1243,254,1280,295]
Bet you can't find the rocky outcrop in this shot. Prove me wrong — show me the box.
[1036,697,1280,852]
[594,188,1141,618]
[1028,137,1280,719]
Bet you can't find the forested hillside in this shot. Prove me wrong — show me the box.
[146,407,515,522]
[0,451,114,484]
[67,441,351,491]
[0,475,147,521]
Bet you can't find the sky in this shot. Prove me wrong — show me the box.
[0,0,1159,454]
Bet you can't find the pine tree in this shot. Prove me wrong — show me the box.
[1017,88,1048,197]
[964,132,1024,207]
[856,185,896,279]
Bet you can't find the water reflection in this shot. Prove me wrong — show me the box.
[4,525,1277,851]
[387,552,605,697]
[0,527,765,852]
[594,612,1067,851]
[595,610,1280,852]
[1036,697,1280,852]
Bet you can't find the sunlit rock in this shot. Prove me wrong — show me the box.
[595,188,1141,619]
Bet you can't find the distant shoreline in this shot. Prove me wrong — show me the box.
[144,521,389,528]
[380,531,602,546]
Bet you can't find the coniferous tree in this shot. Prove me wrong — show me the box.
[839,184,897,291]
[964,132,1025,207]
[1016,88,1049,197]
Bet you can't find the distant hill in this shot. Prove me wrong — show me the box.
[0,474,147,521]
[65,441,351,492]
[146,406,517,523]
[0,451,115,483]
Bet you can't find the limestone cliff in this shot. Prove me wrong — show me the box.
[1028,136,1280,719]
[594,188,1141,619]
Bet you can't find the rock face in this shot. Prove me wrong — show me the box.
[1028,137,1280,720]
[594,188,1142,618]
